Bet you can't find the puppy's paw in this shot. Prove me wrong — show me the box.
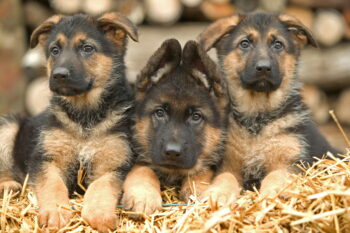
[0,180,22,195]
[122,185,162,219]
[180,182,209,202]
[82,204,116,233]
[260,184,290,199]
[39,204,73,230]
[202,186,238,208]
[179,186,195,202]
[260,174,292,199]
[260,184,278,198]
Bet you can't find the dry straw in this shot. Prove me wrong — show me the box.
[1,150,349,233]
[1,111,350,232]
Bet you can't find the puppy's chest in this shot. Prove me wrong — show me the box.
[76,138,103,165]
[225,127,266,189]
[69,130,112,165]
[226,111,299,162]
[43,110,126,166]
[227,125,266,166]
[226,117,288,179]
[43,130,110,164]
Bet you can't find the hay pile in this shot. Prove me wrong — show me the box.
[1,152,350,233]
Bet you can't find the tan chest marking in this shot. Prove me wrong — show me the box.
[41,111,131,182]
[224,113,304,180]
[54,106,127,138]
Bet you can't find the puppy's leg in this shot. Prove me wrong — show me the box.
[34,128,76,229]
[0,119,22,194]
[122,165,162,217]
[203,172,241,207]
[81,135,131,232]
[35,163,73,229]
[259,134,300,198]
[180,169,214,202]
[82,172,120,233]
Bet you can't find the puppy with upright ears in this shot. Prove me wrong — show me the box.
[122,39,229,216]
[0,12,138,232]
[198,13,338,203]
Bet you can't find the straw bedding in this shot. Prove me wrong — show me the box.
[1,152,350,233]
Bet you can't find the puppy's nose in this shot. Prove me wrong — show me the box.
[256,60,271,73]
[52,67,69,80]
[165,143,182,158]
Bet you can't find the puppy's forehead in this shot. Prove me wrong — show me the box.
[54,33,67,46]
[48,15,103,43]
[53,15,95,37]
[49,30,102,50]
[147,85,215,116]
[70,31,101,47]
[231,14,293,45]
[240,14,282,32]
[47,18,111,53]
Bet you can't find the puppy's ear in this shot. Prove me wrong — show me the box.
[182,40,225,97]
[279,14,318,48]
[137,38,181,92]
[97,12,138,45]
[30,15,63,48]
[197,14,242,51]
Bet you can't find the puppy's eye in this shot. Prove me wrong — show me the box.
[272,41,284,50]
[154,108,165,118]
[82,44,95,53]
[239,39,251,49]
[50,46,60,56]
[190,112,202,123]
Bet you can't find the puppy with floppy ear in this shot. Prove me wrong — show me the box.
[198,14,243,52]
[278,14,318,49]
[198,13,317,52]
[0,12,138,233]
[198,13,338,204]
[122,39,228,217]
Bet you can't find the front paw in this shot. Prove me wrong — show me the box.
[82,204,116,233]
[39,204,73,230]
[202,186,238,208]
[180,183,209,202]
[260,183,291,199]
[122,185,162,219]
[0,180,22,195]
[259,171,292,199]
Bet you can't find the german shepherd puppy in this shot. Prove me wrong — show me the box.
[198,13,339,203]
[122,39,228,216]
[0,12,138,232]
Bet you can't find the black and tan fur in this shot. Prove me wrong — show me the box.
[198,13,339,203]
[0,12,138,232]
[122,39,229,216]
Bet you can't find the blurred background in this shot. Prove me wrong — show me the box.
[0,0,349,150]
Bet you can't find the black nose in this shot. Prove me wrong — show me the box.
[256,60,271,73]
[165,143,182,158]
[52,67,69,80]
